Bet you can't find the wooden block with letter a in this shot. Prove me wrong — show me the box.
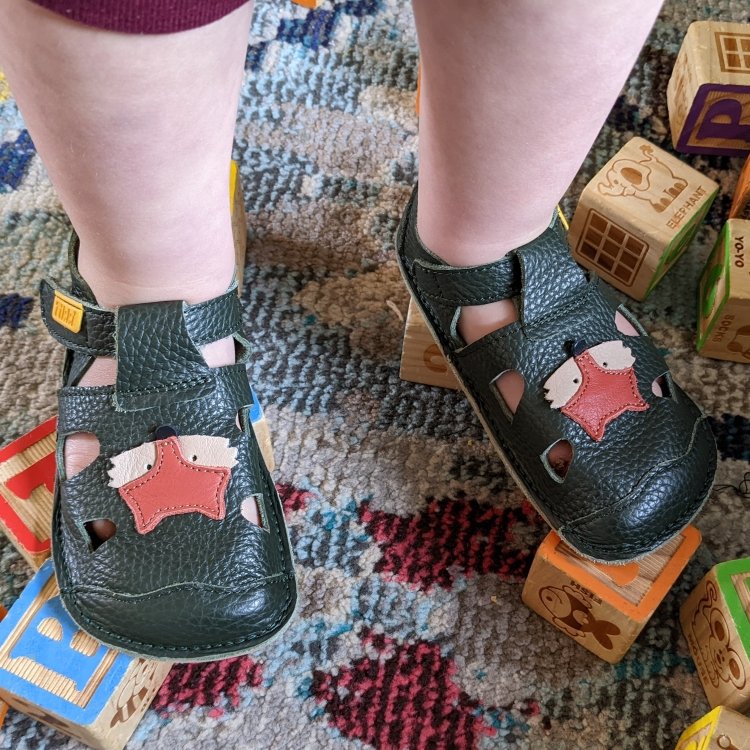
[668,20,750,157]
[0,561,171,750]
[521,526,702,663]
[680,557,750,712]
[696,219,750,363]
[731,155,750,220]
[0,416,56,569]
[675,706,750,750]
[568,137,718,301]
[399,299,459,389]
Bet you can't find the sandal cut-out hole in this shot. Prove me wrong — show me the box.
[241,496,263,528]
[494,370,525,417]
[84,519,116,550]
[63,432,100,479]
[615,311,640,336]
[652,374,671,398]
[542,440,573,482]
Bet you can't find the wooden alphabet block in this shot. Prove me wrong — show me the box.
[399,299,459,389]
[291,0,320,7]
[668,21,750,157]
[230,159,247,283]
[0,561,171,750]
[730,155,750,220]
[696,219,750,363]
[568,137,719,300]
[675,706,750,750]
[249,386,275,472]
[522,526,701,664]
[680,557,750,712]
[0,417,56,569]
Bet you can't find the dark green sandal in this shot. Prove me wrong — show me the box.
[40,235,296,661]
[396,185,717,564]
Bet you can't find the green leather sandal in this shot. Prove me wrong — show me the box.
[40,236,296,661]
[396,185,717,564]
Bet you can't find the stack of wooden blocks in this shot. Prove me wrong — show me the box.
[667,20,750,365]
[0,164,274,749]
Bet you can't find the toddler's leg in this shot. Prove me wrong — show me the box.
[412,0,663,344]
[0,1,254,491]
[411,0,663,462]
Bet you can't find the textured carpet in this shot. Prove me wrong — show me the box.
[1,1,750,748]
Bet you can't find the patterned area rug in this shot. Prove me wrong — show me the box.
[1,1,749,748]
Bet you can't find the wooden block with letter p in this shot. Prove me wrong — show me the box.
[521,526,702,663]
[668,20,750,157]
[675,706,750,750]
[696,219,750,363]
[0,561,171,750]
[0,417,56,569]
[399,299,459,389]
[568,137,718,301]
[680,557,750,713]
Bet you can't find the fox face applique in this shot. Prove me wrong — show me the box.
[543,340,649,441]
[107,434,237,534]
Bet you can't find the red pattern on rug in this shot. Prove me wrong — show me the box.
[311,629,496,749]
[277,483,314,514]
[154,656,263,717]
[359,494,543,591]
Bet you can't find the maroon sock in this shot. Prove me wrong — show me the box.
[29,0,250,34]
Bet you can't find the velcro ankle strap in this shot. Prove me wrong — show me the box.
[412,255,520,307]
[39,280,116,356]
[40,280,244,357]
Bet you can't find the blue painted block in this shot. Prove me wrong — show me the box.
[0,561,171,749]
[249,385,264,424]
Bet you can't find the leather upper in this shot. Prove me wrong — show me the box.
[397,185,717,562]
[40,235,296,660]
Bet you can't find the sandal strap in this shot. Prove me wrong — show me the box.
[412,255,519,306]
[39,279,244,357]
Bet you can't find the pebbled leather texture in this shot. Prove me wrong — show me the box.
[40,235,297,661]
[396,185,717,563]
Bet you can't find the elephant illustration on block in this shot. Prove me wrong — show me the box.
[597,143,687,212]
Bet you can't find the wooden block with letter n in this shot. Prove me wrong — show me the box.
[0,560,171,750]
[675,706,750,750]
[0,416,56,569]
[668,20,750,157]
[696,219,750,363]
[399,299,459,389]
[521,526,702,663]
[680,557,750,712]
[568,137,719,301]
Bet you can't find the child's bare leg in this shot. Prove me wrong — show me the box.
[411,0,663,461]
[0,1,254,493]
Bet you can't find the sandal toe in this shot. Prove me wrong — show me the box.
[563,416,717,562]
[61,574,296,661]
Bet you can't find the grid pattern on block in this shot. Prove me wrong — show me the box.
[715,32,750,74]
[575,209,648,287]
